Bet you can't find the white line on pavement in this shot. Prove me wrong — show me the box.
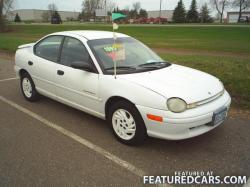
[0,95,146,178]
[0,77,18,82]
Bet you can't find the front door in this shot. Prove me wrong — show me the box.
[54,36,102,117]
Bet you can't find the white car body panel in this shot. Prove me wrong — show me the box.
[53,63,101,116]
[120,64,224,104]
[15,30,231,140]
[137,91,231,140]
[98,75,168,113]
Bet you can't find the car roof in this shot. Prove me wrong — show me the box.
[52,30,129,40]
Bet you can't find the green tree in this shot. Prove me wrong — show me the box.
[14,13,21,22]
[78,12,84,21]
[129,9,137,19]
[172,0,186,23]
[186,0,199,23]
[139,8,148,18]
[128,2,141,19]
[132,2,141,14]
[0,0,15,32]
[200,3,213,23]
[81,0,99,21]
[0,0,4,31]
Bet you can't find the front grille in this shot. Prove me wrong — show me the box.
[196,89,225,106]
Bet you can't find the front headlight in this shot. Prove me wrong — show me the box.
[167,98,187,113]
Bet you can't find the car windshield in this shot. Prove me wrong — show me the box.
[88,37,171,74]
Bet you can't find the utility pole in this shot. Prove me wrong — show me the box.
[105,0,107,23]
[159,0,162,24]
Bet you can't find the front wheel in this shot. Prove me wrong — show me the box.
[108,101,147,145]
[20,73,40,102]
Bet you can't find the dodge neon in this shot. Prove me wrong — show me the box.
[15,31,231,145]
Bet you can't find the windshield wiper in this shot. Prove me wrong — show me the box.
[105,66,137,71]
[138,61,170,68]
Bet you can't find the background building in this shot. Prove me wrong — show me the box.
[95,9,108,22]
[147,10,174,22]
[7,9,80,22]
[227,11,250,23]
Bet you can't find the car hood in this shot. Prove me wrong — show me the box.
[119,64,224,104]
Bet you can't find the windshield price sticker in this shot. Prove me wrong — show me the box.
[104,44,123,52]
[104,44,125,61]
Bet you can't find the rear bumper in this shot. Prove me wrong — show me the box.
[136,91,231,140]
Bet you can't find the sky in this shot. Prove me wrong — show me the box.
[14,0,212,12]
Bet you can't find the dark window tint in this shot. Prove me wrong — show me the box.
[35,36,63,62]
[60,37,92,67]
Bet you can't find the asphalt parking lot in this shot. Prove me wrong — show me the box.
[0,57,250,186]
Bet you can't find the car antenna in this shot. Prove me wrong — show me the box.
[112,22,118,79]
[111,13,126,79]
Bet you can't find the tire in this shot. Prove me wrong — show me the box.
[108,101,147,145]
[20,72,40,102]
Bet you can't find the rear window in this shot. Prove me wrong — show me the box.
[35,36,63,62]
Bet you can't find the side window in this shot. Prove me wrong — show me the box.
[35,36,63,62]
[60,37,92,67]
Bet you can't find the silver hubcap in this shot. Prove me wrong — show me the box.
[112,109,136,140]
[22,78,32,98]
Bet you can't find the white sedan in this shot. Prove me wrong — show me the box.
[15,31,231,145]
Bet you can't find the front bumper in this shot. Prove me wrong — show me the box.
[136,91,231,140]
[14,65,21,78]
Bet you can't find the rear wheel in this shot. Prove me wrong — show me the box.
[108,101,147,145]
[20,72,40,102]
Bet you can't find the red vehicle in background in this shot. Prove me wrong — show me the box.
[145,17,168,24]
[132,17,168,24]
[146,17,155,24]
[153,17,168,24]
[134,17,148,24]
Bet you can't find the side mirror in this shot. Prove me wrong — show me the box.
[71,61,94,72]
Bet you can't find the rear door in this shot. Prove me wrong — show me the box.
[31,35,64,97]
[53,36,101,117]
